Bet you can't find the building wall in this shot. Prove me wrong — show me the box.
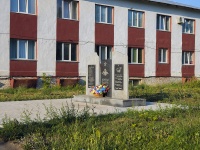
[79,0,95,77]
[0,0,10,76]
[195,19,200,77]
[37,0,57,76]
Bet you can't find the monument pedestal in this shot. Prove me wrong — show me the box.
[73,95,146,107]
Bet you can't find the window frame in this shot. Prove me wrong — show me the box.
[95,45,112,60]
[182,51,194,65]
[95,4,113,24]
[57,0,78,20]
[56,42,78,62]
[182,19,194,34]
[128,10,144,28]
[10,39,36,60]
[10,0,36,15]
[157,14,170,31]
[158,48,168,63]
[128,48,143,64]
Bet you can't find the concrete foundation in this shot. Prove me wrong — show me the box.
[73,95,146,107]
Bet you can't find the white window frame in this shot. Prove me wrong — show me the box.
[10,0,36,14]
[10,39,36,60]
[183,19,194,34]
[159,48,167,63]
[60,0,78,20]
[157,14,170,31]
[95,5,113,24]
[128,10,144,28]
[182,52,194,65]
[57,43,77,61]
[128,48,143,64]
[96,46,112,60]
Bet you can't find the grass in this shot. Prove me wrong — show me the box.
[0,84,85,102]
[1,80,200,149]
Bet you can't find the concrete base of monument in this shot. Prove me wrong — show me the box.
[73,95,146,107]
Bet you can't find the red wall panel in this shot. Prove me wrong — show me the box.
[128,27,145,47]
[156,31,171,77]
[129,64,144,77]
[57,19,79,43]
[56,62,79,77]
[182,65,195,77]
[95,23,114,45]
[10,60,37,77]
[182,34,195,51]
[10,13,37,40]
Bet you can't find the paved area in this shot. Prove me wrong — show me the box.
[0,99,174,127]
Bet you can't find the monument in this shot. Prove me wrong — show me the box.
[74,51,146,107]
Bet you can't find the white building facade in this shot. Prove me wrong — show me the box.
[0,0,200,88]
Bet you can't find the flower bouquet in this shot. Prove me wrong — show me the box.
[90,84,110,97]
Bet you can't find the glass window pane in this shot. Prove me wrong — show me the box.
[19,0,26,13]
[19,40,26,59]
[190,20,194,33]
[189,52,192,63]
[133,11,137,27]
[161,16,164,30]
[28,0,35,14]
[64,44,69,60]
[101,46,106,60]
[138,49,142,63]
[128,10,132,26]
[11,0,18,12]
[56,43,62,60]
[71,44,77,61]
[107,7,112,23]
[138,12,143,27]
[163,49,166,62]
[10,39,17,59]
[95,46,100,56]
[57,0,62,18]
[28,40,35,59]
[185,52,189,64]
[132,48,137,63]
[159,49,162,62]
[157,15,160,29]
[128,48,131,63]
[107,47,112,59]
[63,1,70,18]
[101,6,106,22]
[71,1,77,20]
[95,5,100,23]
[166,17,169,31]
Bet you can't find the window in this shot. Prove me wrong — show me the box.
[182,52,194,65]
[159,49,167,63]
[10,39,35,60]
[56,43,77,61]
[95,5,113,24]
[95,46,112,60]
[128,10,144,28]
[10,0,36,14]
[157,14,170,31]
[182,19,194,34]
[128,48,143,64]
[57,0,78,20]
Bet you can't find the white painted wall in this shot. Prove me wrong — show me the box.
[171,15,182,77]
[79,0,95,77]
[114,6,128,55]
[37,0,57,76]
[0,0,10,76]
[144,11,156,77]
[195,19,200,77]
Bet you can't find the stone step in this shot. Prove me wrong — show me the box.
[73,95,146,107]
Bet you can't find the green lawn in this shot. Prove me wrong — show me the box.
[1,80,200,149]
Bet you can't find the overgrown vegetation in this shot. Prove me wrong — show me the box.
[0,84,85,102]
[0,104,200,149]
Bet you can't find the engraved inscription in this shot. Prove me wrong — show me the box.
[114,64,123,90]
[88,65,95,88]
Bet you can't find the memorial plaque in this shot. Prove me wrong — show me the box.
[88,65,95,88]
[114,64,123,90]
[101,60,112,97]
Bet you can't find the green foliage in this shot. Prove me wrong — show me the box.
[1,105,200,149]
[41,73,51,89]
